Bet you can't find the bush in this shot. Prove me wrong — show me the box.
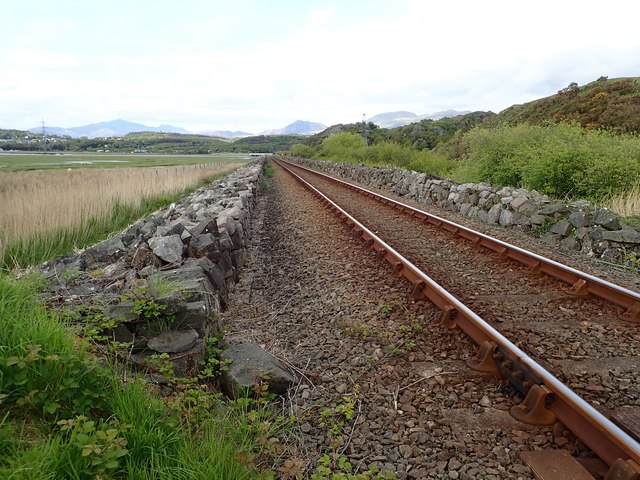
[314,132,454,177]
[452,122,640,200]
[289,143,315,158]
[317,132,367,162]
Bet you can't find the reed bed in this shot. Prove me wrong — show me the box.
[0,162,241,268]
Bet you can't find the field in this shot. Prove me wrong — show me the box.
[0,154,248,268]
[0,152,255,171]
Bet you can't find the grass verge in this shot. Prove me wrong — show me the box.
[0,273,282,479]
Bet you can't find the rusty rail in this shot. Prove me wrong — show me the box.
[274,157,640,477]
[278,158,640,322]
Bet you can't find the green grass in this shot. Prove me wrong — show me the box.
[0,153,252,172]
[0,273,278,479]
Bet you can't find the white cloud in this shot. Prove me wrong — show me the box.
[2,0,640,132]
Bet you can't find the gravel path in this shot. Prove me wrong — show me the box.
[221,164,605,479]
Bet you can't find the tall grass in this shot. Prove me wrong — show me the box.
[0,163,242,269]
[0,274,271,479]
[603,182,640,218]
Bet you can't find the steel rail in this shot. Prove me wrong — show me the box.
[278,158,640,322]
[274,157,640,474]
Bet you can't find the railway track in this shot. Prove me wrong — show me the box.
[273,157,640,479]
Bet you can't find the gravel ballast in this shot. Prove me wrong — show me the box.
[221,164,610,479]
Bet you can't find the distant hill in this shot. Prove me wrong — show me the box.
[368,110,472,128]
[261,120,327,136]
[30,119,190,139]
[494,77,640,133]
[299,111,493,152]
[199,130,253,139]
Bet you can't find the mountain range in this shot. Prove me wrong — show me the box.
[30,119,327,139]
[31,119,190,139]
[29,110,467,139]
[367,110,471,128]
[260,120,327,136]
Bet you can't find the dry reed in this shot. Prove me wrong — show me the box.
[602,183,640,218]
[0,163,241,248]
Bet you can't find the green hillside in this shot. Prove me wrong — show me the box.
[493,77,640,133]
[0,129,302,154]
[299,111,492,152]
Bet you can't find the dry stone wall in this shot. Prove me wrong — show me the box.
[39,159,265,378]
[291,158,640,264]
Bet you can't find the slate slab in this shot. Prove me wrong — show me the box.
[222,342,295,396]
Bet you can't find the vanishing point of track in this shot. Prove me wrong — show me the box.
[273,157,640,479]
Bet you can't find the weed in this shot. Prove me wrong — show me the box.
[312,453,396,479]
[263,162,274,178]
[146,273,185,297]
[378,305,393,315]
[56,415,131,478]
[260,161,274,192]
[147,353,176,379]
[345,324,375,339]
[197,334,232,382]
[311,390,396,479]
[62,267,82,282]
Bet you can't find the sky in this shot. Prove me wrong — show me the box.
[2,0,640,134]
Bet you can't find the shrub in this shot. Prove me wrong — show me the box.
[314,132,454,177]
[289,143,315,158]
[452,122,640,200]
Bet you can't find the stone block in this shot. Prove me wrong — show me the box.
[147,328,199,354]
[549,220,573,237]
[540,233,562,245]
[592,208,622,231]
[530,214,548,226]
[188,233,220,260]
[217,214,237,235]
[459,203,472,216]
[568,211,591,228]
[538,204,571,216]
[155,219,186,237]
[155,265,218,308]
[190,218,219,237]
[156,290,188,316]
[104,301,138,323]
[148,235,184,264]
[175,301,217,337]
[222,342,295,397]
[80,235,127,267]
[512,213,532,226]
[487,204,503,225]
[499,209,514,226]
[602,229,640,244]
[560,237,581,251]
[183,257,227,300]
[132,244,161,270]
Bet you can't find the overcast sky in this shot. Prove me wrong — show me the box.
[2,0,640,134]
